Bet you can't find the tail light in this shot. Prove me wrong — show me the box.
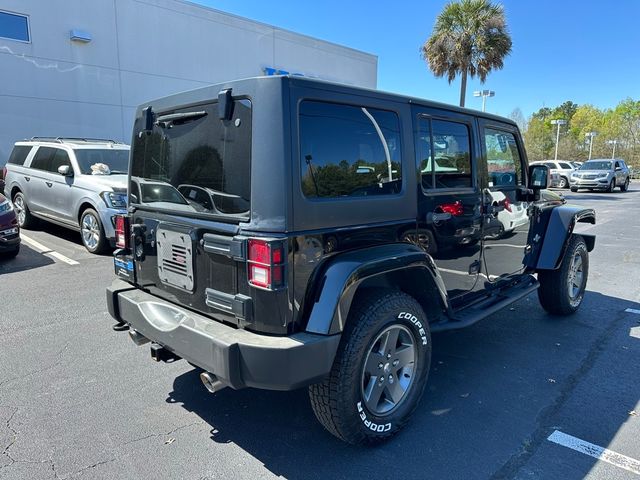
[438,201,464,216]
[503,198,512,213]
[115,215,129,249]
[247,238,286,290]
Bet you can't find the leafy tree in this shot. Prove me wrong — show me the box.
[421,0,512,107]
[508,107,526,131]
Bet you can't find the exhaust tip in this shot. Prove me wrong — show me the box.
[129,329,150,346]
[200,371,226,394]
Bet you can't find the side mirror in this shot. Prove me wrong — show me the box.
[528,164,548,190]
[58,165,73,177]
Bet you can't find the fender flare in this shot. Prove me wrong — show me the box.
[528,204,596,270]
[303,243,448,335]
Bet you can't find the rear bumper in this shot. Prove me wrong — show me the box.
[107,279,341,391]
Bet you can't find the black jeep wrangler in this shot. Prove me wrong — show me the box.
[107,76,595,445]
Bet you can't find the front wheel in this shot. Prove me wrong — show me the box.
[607,178,616,193]
[537,235,588,315]
[558,177,569,189]
[309,290,431,445]
[80,209,107,254]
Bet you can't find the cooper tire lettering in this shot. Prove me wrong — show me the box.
[356,402,392,432]
[398,312,428,346]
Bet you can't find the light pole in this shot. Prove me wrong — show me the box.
[473,90,495,112]
[550,119,567,161]
[585,132,598,160]
[607,139,618,159]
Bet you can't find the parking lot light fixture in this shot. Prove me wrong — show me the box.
[607,139,618,159]
[473,89,495,112]
[550,119,567,161]
[585,131,598,160]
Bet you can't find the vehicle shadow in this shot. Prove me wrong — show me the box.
[165,290,640,479]
[0,243,54,274]
[565,193,626,201]
[23,221,114,256]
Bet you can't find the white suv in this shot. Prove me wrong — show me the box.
[3,137,130,253]
[530,160,575,189]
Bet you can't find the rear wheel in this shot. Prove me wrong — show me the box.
[537,235,588,315]
[309,290,431,445]
[12,192,36,229]
[558,177,569,189]
[620,177,630,192]
[80,208,107,254]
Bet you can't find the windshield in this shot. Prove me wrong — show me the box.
[130,99,251,219]
[581,161,611,171]
[75,148,130,175]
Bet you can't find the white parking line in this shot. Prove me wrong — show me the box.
[625,308,640,315]
[547,430,640,476]
[20,234,79,266]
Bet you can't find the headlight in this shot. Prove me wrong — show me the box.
[100,192,127,209]
[571,172,579,177]
[0,199,13,212]
[598,173,609,178]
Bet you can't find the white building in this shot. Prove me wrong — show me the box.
[0,0,377,164]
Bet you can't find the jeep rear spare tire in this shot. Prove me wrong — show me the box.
[308,290,431,445]
[537,234,588,315]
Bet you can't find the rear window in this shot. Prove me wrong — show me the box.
[8,145,31,165]
[130,99,251,219]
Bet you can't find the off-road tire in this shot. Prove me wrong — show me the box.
[537,235,588,315]
[12,192,36,229]
[620,178,630,192]
[80,208,107,254]
[308,289,431,445]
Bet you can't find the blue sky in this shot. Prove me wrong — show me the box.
[195,0,640,118]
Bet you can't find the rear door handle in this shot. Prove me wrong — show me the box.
[45,181,53,187]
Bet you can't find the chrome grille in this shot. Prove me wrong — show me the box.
[156,228,194,291]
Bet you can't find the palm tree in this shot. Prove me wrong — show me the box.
[422,0,512,108]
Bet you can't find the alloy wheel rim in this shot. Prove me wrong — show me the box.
[81,214,100,249]
[361,324,416,416]
[567,251,584,302]
[14,196,25,226]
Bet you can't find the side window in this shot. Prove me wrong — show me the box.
[299,100,402,198]
[418,117,472,189]
[558,162,572,170]
[30,147,55,171]
[615,161,621,169]
[50,149,71,173]
[7,146,31,165]
[484,128,523,188]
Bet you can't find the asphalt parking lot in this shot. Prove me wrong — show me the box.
[1,187,640,480]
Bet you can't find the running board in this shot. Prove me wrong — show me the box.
[430,279,539,333]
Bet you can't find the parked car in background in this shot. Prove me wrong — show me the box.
[570,161,583,169]
[530,160,575,189]
[570,159,630,192]
[0,193,20,258]
[3,138,130,253]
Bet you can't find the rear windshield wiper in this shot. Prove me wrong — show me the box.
[155,111,207,129]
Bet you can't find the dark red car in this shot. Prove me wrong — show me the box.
[0,192,20,258]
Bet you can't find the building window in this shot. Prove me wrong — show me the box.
[0,11,30,43]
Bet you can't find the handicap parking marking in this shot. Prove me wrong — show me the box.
[547,430,640,476]
[20,234,79,266]
[625,308,640,315]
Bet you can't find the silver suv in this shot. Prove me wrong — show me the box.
[570,158,630,193]
[3,138,130,253]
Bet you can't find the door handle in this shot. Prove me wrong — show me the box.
[25,176,30,182]
[46,181,53,187]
